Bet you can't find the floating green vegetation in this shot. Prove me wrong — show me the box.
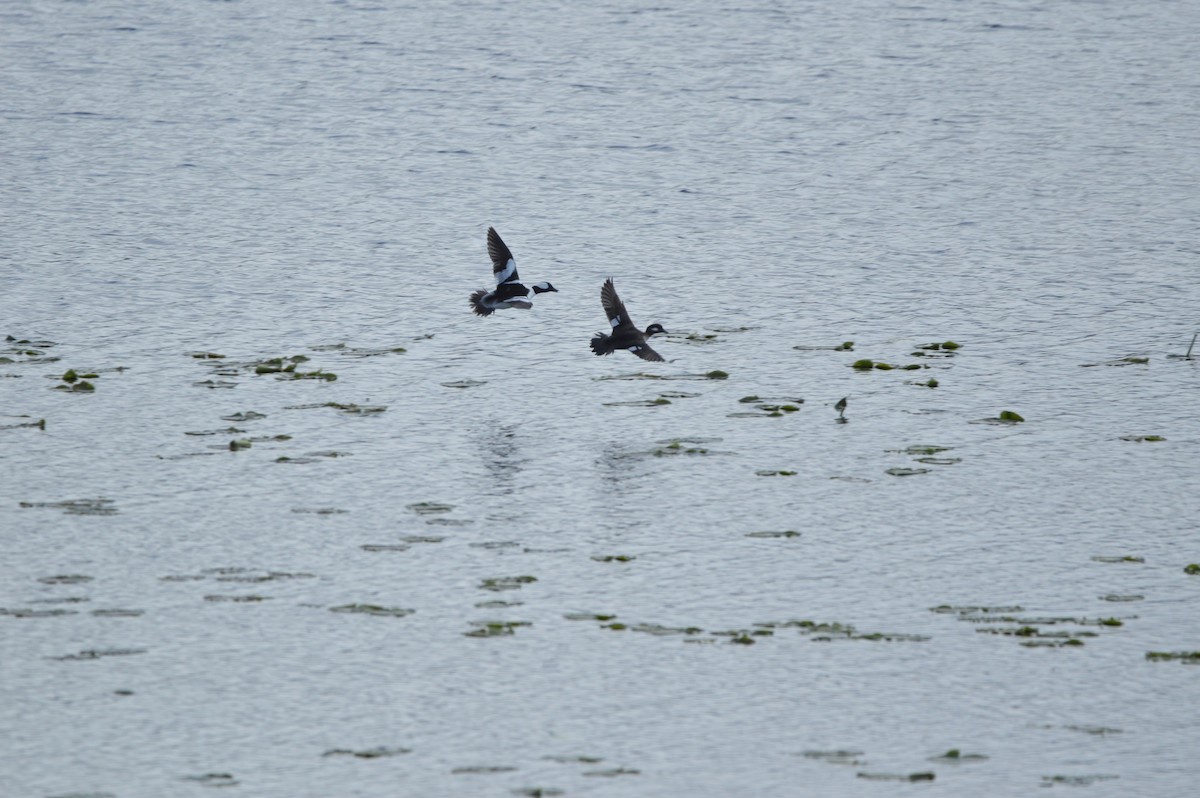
[310,343,407,357]
[1145,651,1200,663]
[705,370,729,379]
[400,535,445,544]
[50,647,147,661]
[1041,775,1119,786]
[193,379,237,389]
[189,352,225,359]
[886,467,930,477]
[442,379,487,388]
[1184,564,1200,575]
[1081,356,1148,367]
[800,750,865,765]
[653,438,712,455]
[915,341,960,352]
[1020,638,1086,648]
[249,355,307,374]
[857,772,935,782]
[851,358,924,371]
[451,765,519,774]
[755,469,797,476]
[603,397,671,407]
[228,438,252,451]
[0,607,79,618]
[479,576,537,592]
[37,573,94,585]
[597,372,662,381]
[847,632,931,642]
[408,501,454,515]
[1091,555,1144,563]
[512,787,565,797]
[477,599,522,608]
[564,613,618,622]
[222,410,266,422]
[1120,434,1165,442]
[896,445,951,456]
[0,417,46,431]
[730,395,805,418]
[185,426,245,437]
[53,376,96,392]
[745,530,800,539]
[592,555,636,562]
[630,623,705,636]
[324,402,386,415]
[323,746,411,758]
[932,604,1021,615]
[971,410,1025,424]
[182,774,237,787]
[464,621,530,638]
[1059,725,1123,735]
[214,571,314,583]
[793,341,855,351]
[288,369,337,381]
[329,604,413,617]
[22,498,116,516]
[923,378,939,387]
[582,768,640,778]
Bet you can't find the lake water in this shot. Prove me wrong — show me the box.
[2,1,1198,796]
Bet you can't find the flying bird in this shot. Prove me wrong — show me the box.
[468,227,556,317]
[589,278,666,362]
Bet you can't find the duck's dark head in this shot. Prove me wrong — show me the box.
[531,282,557,294]
[644,323,666,337]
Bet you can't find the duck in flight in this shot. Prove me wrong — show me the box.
[589,278,666,362]
[469,227,557,317]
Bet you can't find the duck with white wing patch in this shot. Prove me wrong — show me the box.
[589,278,667,362]
[468,227,557,317]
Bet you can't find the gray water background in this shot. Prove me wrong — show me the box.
[2,0,1198,796]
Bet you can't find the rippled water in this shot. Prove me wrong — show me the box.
[3,1,1198,796]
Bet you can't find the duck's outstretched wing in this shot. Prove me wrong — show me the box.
[600,278,638,335]
[487,227,521,287]
[630,342,664,362]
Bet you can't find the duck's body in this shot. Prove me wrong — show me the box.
[589,278,666,362]
[469,227,556,317]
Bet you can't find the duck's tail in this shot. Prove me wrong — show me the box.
[589,332,612,357]
[469,289,494,317]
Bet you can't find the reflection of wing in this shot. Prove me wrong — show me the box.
[600,278,637,333]
[487,227,520,286]
[631,343,664,362]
